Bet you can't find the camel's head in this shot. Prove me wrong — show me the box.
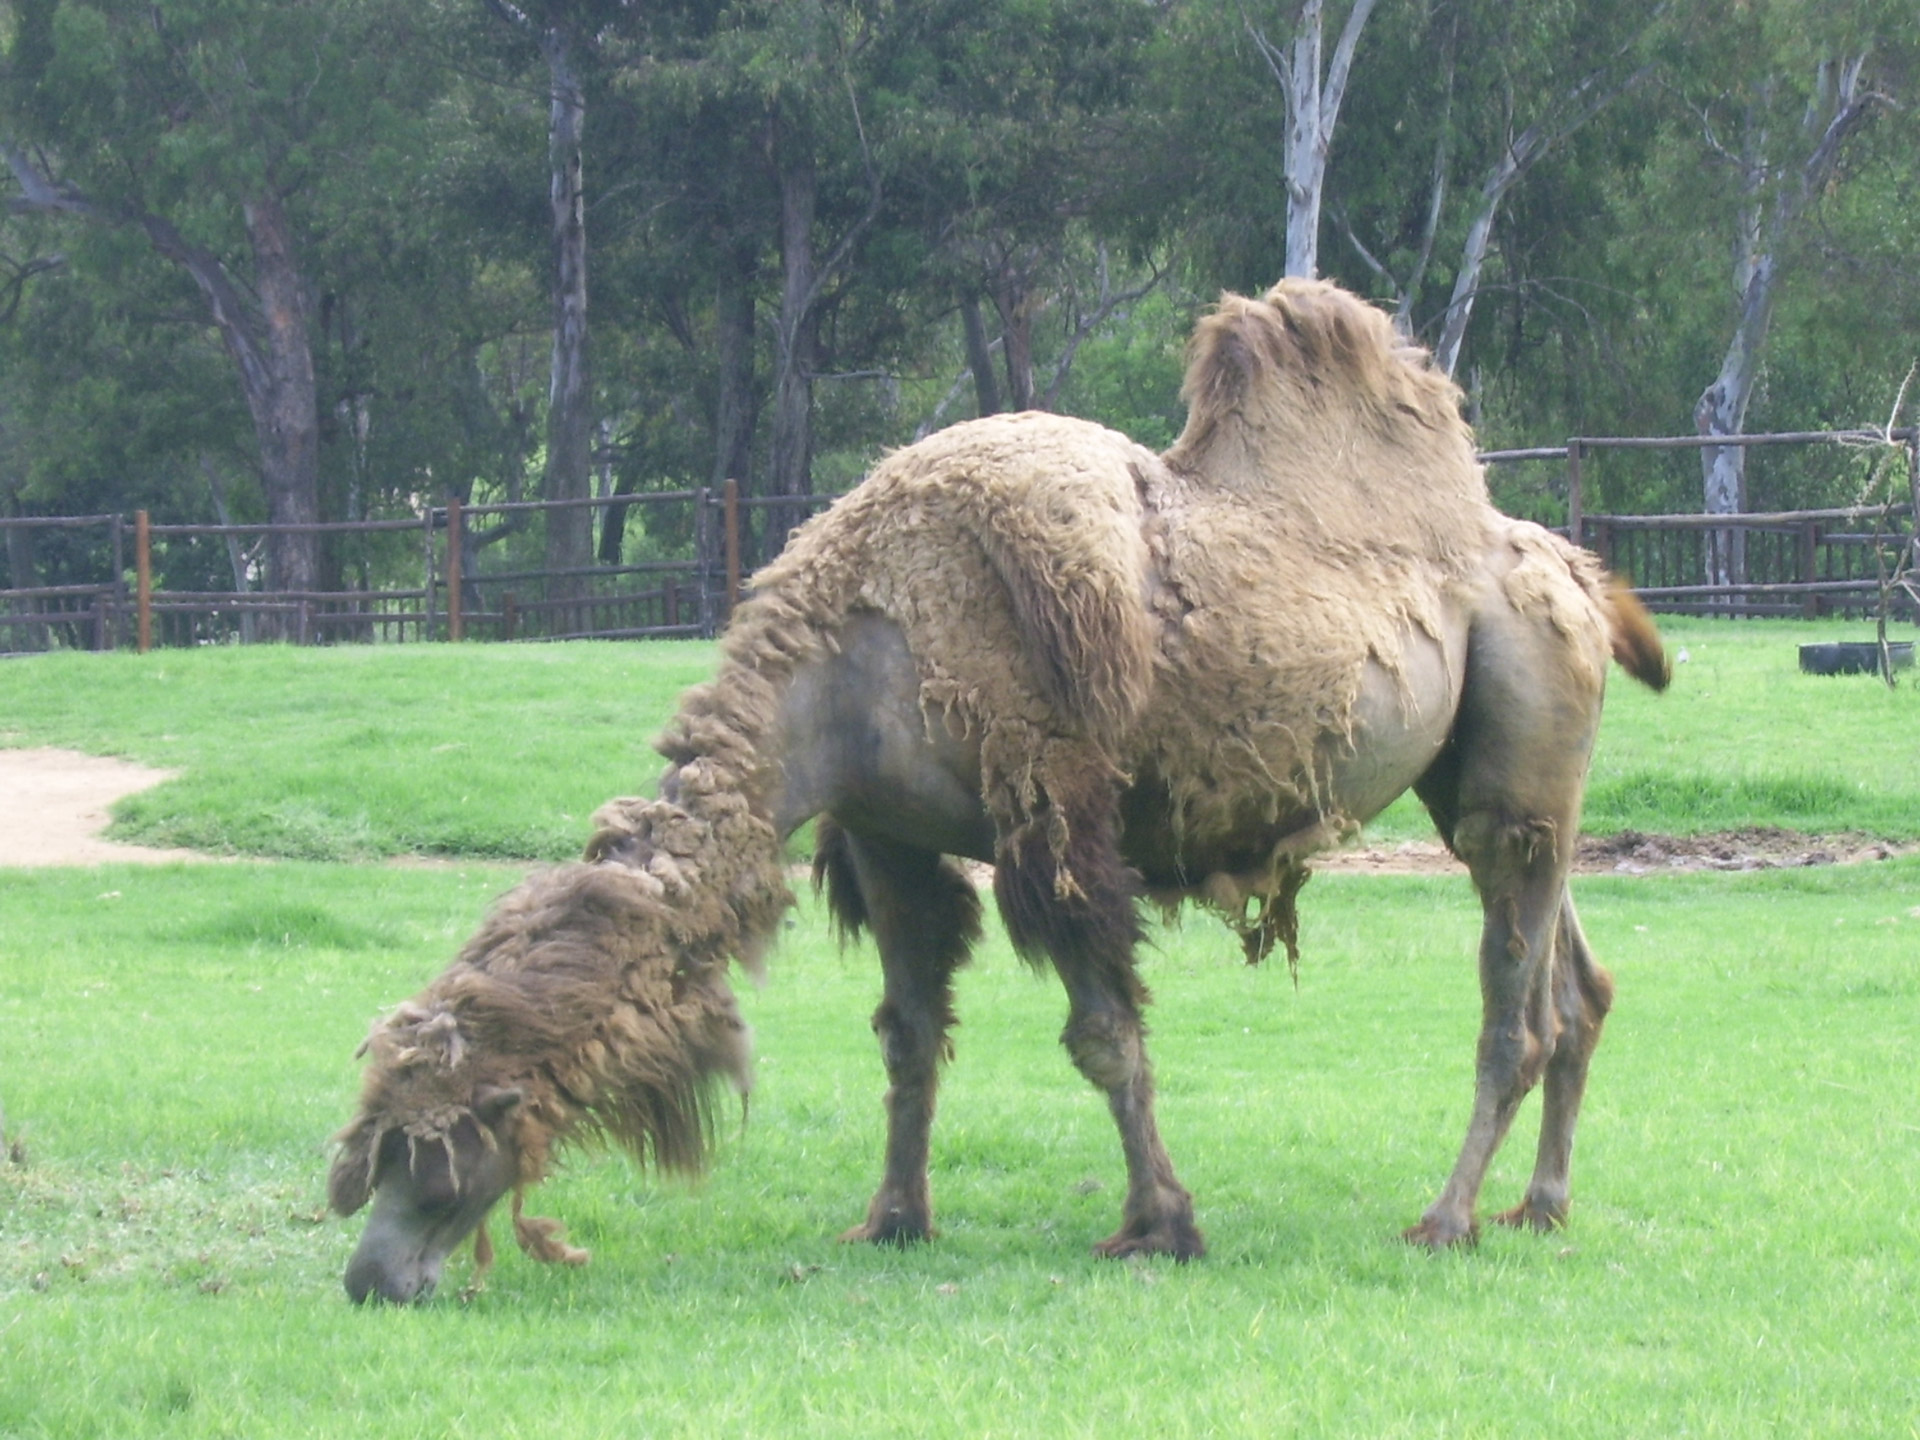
[329,1003,526,1305]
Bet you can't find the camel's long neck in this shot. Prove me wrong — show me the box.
[582,598,837,976]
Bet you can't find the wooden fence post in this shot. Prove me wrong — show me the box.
[1908,433,1920,596]
[109,512,125,648]
[503,591,518,642]
[722,478,741,616]
[422,510,437,642]
[1590,517,1613,572]
[1799,519,1821,619]
[693,486,714,637]
[135,509,152,653]
[446,496,464,642]
[1566,441,1584,547]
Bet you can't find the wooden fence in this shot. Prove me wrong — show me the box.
[0,481,840,653]
[1481,427,1919,619]
[4,427,1916,655]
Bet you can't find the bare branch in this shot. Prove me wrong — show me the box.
[1330,204,1401,298]
[3,145,106,222]
[1880,359,1919,443]
[1319,0,1379,133]
[0,252,65,325]
[1041,255,1167,409]
[788,50,884,338]
[1237,6,1293,100]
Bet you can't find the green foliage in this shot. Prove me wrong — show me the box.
[1049,285,1192,448]
[2,0,1918,539]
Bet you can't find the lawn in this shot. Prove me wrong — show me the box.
[2,619,1918,1437]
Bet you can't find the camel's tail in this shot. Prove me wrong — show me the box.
[1604,579,1670,691]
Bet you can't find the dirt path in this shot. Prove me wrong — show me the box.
[0,748,206,867]
[1315,828,1914,875]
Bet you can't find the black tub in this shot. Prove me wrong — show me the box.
[1798,641,1916,676]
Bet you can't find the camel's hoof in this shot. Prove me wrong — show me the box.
[1491,1199,1566,1234]
[1092,1220,1207,1262]
[1402,1215,1479,1250]
[839,1211,935,1247]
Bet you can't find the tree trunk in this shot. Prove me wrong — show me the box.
[703,243,757,585]
[1432,65,1650,379]
[5,153,324,630]
[1693,59,1877,595]
[960,293,1002,418]
[1282,0,1326,279]
[1247,0,1377,279]
[238,192,322,606]
[1694,254,1773,591]
[1431,149,1526,381]
[540,22,594,630]
[711,242,758,493]
[991,272,1037,412]
[767,155,819,563]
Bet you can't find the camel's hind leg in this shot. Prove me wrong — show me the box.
[996,792,1205,1261]
[1492,890,1613,1232]
[816,822,983,1246]
[1407,590,1611,1249]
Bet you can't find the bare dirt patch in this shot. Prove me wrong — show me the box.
[1318,827,1916,876]
[0,747,205,867]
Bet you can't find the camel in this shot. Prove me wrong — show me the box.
[330,277,1669,1302]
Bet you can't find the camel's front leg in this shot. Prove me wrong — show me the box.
[1060,988,1205,1260]
[1406,813,1568,1249]
[995,799,1204,1261]
[819,828,981,1247]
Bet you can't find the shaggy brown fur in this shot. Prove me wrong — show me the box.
[334,276,1667,1291]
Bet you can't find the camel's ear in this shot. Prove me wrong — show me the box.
[328,1118,379,1216]
[473,1086,524,1129]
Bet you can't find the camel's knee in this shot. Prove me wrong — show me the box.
[1061,1008,1144,1093]
[1452,810,1562,881]
[1559,924,1616,1024]
[872,998,950,1081]
[1556,961,1614,1039]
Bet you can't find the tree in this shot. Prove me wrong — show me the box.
[1312,0,1660,378]
[2,0,452,608]
[1691,52,1884,584]
[1240,0,1379,278]
[479,0,618,615]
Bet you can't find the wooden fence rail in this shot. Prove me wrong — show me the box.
[3,426,1915,654]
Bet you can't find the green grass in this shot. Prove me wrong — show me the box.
[3,862,1918,1436]
[2,620,1918,1435]
[0,643,717,860]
